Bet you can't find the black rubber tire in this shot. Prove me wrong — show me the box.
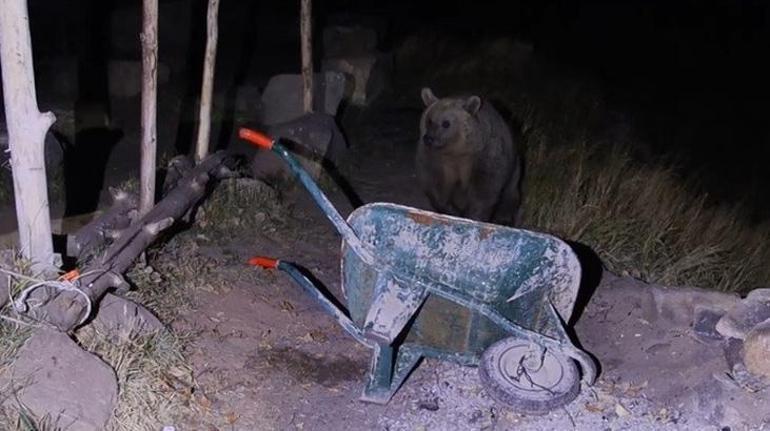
[479,337,580,415]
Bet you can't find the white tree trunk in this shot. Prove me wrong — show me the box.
[194,0,221,163]
[300,0,313,113]
[139,0,159,215]
[0,0,56,268]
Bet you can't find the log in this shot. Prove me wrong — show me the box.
[0,0,56,270]
[21,151,237,332]
[66,189,138,259]
[194,0,221,163]
[300,0,314,113]
[139,0,159,216]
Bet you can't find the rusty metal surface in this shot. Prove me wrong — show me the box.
[342,203,582,354]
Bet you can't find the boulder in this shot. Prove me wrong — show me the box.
[248,113,347,183]
[322,53,391,106]
[92,293,165,338]
[717,290,770,340]
[9,329,118,430]
[744,319,770,378]
[259,72,347,125]
[234,85,263,116]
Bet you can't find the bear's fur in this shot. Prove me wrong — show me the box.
[416,87,522,225]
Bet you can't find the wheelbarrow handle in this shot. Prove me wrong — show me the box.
[248,256,370,346]
[238,128,274,150]
[247,256,280,269]
[238,127,374,265]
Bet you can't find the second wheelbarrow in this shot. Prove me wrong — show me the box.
[240,128,597,414]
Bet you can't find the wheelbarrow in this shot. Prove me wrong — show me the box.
[239,128,597,414]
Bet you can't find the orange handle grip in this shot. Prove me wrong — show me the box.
[248,256,280,269]
[239,128,274,150]
[59,268,81,282]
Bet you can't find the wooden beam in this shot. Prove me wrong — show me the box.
[301,0,314,113]
[139,0,159,215]
[0,0,56,269]
[194,0,221,163]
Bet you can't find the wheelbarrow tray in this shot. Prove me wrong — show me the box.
[342,202,582,365]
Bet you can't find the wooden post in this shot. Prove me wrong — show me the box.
[194,0,221,163]
[300,0,313,113]
[139,0,159,215]
[0,0,56,268]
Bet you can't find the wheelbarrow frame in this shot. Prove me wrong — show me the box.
[240,129,597,405]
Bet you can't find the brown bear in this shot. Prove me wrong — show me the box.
[416,87,522,225]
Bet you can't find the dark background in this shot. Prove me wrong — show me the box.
[21,0,770,218]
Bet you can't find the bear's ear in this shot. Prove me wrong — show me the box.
[421,87,438,107]
[464,96,482,115]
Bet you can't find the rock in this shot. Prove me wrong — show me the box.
[322,53,391,106]
[323,25,378,58]
[717,291,770,340]
[234,85,263,115]
[9,329,118,430]
[743,319,770,378]
[250,113,347,182]
[693,306,726,343]
[108,60,171,98]
[648,285,739,327]
[92,293,165,337]
[259,72,347,125]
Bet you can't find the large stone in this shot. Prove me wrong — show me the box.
[259,72,347,125]
[249,113,347,182]
[9,329,118,430]
[323,25,378,58]
[108,60,171,98]
[717,290,770,340]
[92,293,165,338]
[647,284,739,327]
[234,85,263,116]
[322,53,391,106]
[744,319,770,378]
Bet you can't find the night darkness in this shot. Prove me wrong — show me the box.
[4,1,770,428]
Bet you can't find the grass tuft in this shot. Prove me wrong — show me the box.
[396,32,770,293]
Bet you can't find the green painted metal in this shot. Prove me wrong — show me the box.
[252,137,597,405]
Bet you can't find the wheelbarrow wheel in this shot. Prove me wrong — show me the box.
[479,337,580,414]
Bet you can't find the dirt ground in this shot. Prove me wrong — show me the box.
[151,103,770,431]
[3,95,769,430]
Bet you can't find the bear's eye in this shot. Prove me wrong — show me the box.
[441,120,451,129]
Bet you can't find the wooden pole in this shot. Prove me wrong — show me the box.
[0,0,56,269]
[194,0,221,163]
[300,0,313,113]
[139,0,159,215]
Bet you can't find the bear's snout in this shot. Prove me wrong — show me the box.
[422,134,435,146]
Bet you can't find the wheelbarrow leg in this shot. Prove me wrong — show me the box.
[361,343,422,404]
[363,274,429,345]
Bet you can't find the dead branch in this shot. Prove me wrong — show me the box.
[21,151,237,332]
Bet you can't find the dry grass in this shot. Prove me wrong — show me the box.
[396,32,770,293]
[74,326,194,431]
[0,251,198,430]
